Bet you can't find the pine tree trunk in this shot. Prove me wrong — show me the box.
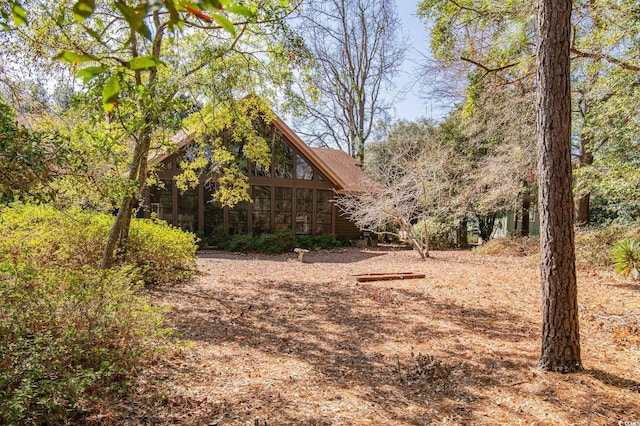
[536,0,583,373]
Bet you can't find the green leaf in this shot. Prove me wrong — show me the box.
[72,0,95,22]
[201,0,224,9]
[75,66,107,84]
[102,75,120,113]
[128,55,162,70]
[114,1,152,40]
[12,2,27,27]
[55,50,95,65]
[225,5,253,19]
[212,13,235,36]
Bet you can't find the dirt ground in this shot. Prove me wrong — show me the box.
[113,247,639,425]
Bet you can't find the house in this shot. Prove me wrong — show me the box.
[142,109,374,241]
[492,208,541,238]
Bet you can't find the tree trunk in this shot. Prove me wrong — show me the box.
[457,218,468,248]
[536,0,583,373]
[575,192,590,227]
[575,143,593,227]
[476,213,496,242]
[521,190,530,237]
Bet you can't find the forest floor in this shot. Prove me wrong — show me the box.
[110,247,639,425]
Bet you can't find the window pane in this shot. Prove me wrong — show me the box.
[178,186,198,232]
[203,186,224,235]
[316,190,333,234]
[296,154,313,180]
[149,179,173,224]
[229,202,248,235]
[295,188,313,234]
[252,185,272,234]
[275,187,293,231]
[273,133,293,178]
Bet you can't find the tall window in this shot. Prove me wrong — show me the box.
[178,185,198,232]
[252,185,271,233]
[275,187,293,231]
[273,133,293,178]
[316,190,333,234]
[296,188,313,234]
[203,187,224,235]
[228,202,248,235]
[296,154,313,180]
[149,179,173,224]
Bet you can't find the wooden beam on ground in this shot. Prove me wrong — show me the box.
[350,272,426,282]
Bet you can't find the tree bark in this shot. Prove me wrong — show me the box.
[536,0,583,373]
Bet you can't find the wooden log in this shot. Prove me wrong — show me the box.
[349,272,425,282]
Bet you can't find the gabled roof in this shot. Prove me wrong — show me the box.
[150,101,375,194]
[310,147,377,194]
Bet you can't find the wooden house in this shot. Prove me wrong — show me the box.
[143,110,374,241]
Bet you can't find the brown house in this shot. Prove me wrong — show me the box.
[143,111,374,241]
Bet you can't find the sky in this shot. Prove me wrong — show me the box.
[390,0,454,122]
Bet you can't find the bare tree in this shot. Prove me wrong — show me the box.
[334,120,456,259]
[295,0,406,161]
[536,0,582,373]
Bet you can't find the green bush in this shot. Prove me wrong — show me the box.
[413,219,457,250]
[0,203,197,284]
[296,234,346,250]
[0,261,167,424]
[611,239,640,278]
[254,230,297,254]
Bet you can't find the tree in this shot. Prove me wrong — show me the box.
[417,0,640,228]
[0,97,69,203]
[295,0,406,161]
[335,120,459,259]
[536,0,582,373]
[3,0,305,268]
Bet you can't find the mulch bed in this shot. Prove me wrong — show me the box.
[109,247,640,425]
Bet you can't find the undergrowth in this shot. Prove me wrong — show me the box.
[199,228,348,253]
[475,224,640,271]
[0,203,193,423]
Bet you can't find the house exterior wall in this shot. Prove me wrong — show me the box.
[492,209,541,238]
[144,130,364,241]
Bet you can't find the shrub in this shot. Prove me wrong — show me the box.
[125,217,197,284]
[0,203,197,284]
[296,234,346,250]
[575,224,640,268]
[254,230,297,254]
[0,261,167,424]
[475,235,540,257]
[611,239,640,279]
[413,219,457,250]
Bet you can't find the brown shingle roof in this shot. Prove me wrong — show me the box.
[310,147,377,194]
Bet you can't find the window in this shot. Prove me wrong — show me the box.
[273,133,293,178]
[149,179,173,224]
[178,185,198,232]
[296,154,313,180]
[316,190,333,234]
[275,187,293,231]
[252,185,272,233]
[228,202,248,235]
[296,188,313,234]
[203,186,224,235]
